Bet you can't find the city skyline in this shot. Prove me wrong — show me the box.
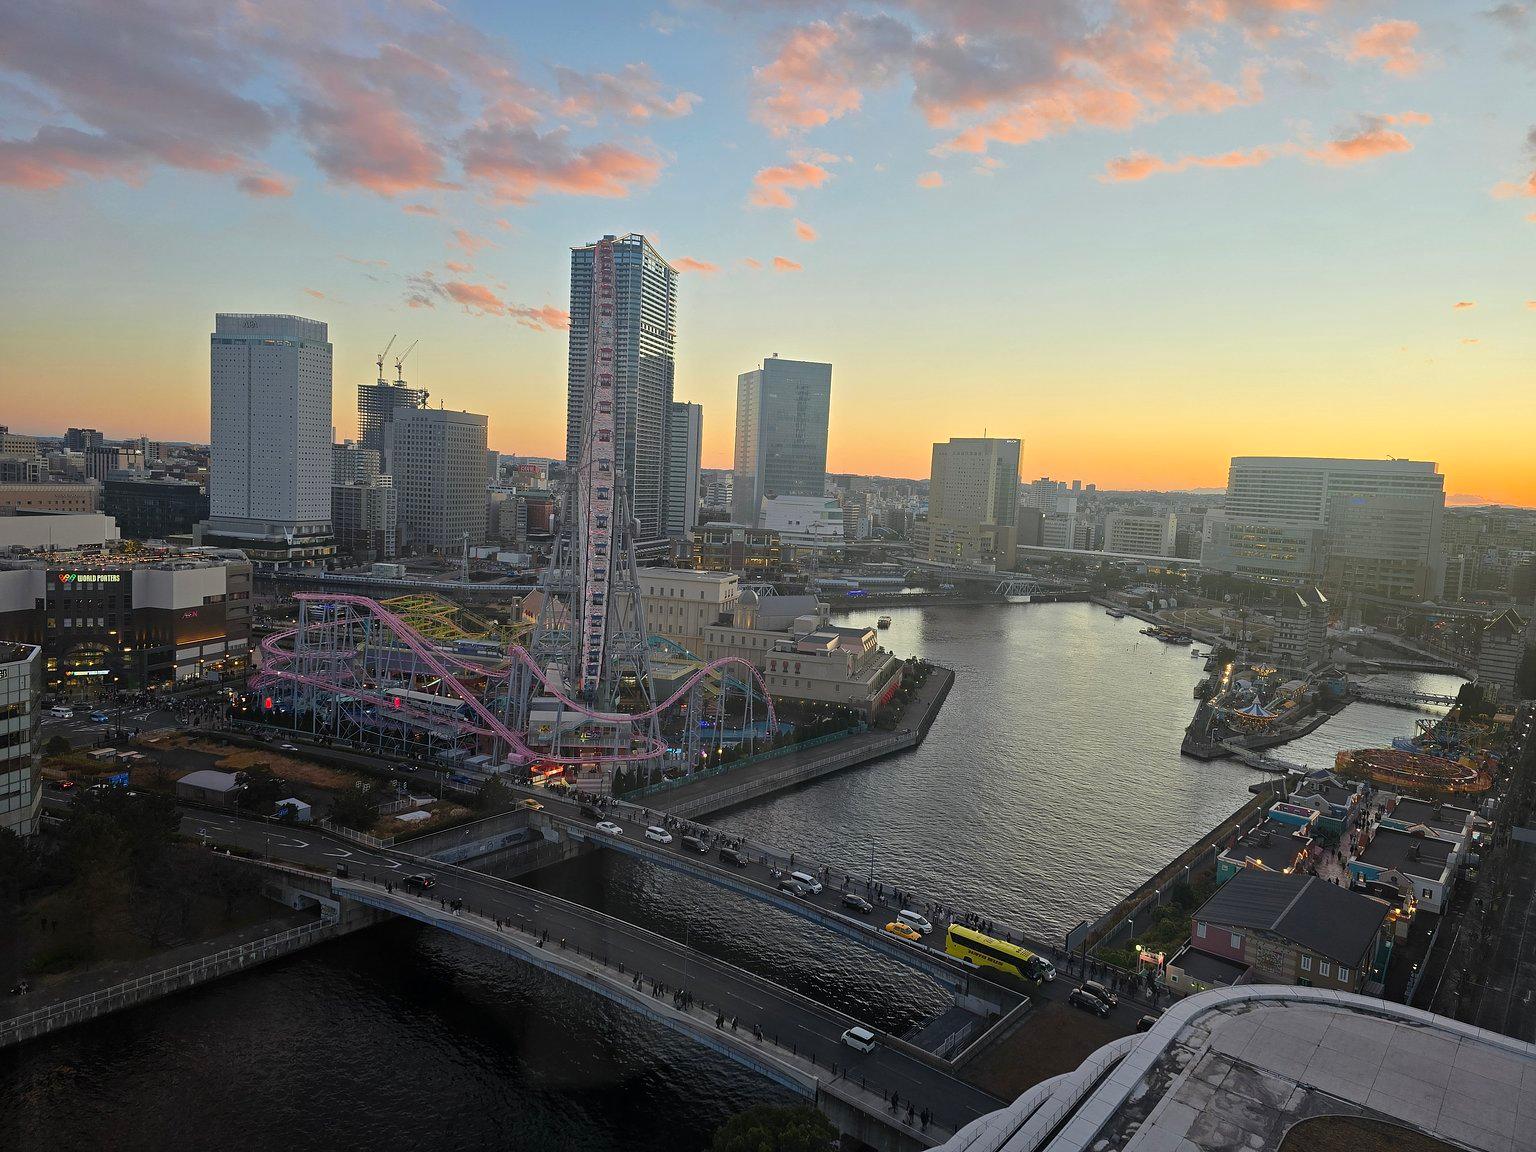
[3,2,1533,503]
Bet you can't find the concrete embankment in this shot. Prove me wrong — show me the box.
[647,665,955,819]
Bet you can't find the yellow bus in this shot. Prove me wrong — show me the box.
[945,924,1055,983]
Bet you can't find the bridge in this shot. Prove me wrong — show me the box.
[185,810,1004,1149]
[1351,685,1460,710]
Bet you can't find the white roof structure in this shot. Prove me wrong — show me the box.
[177,769,242,793]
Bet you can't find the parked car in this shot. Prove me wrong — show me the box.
[681,834,709,854]
[842,893,873,914]
[840,1026,878,1053]
[1079,980,1118,1010]
[897,909,933,935]
[884,921,923,942]
[402,873,436,891]
[595,821,624,836]
[581,803,605,820]
[1135,1014,1160,1033]
[1068,988,1109,1017]
[644,826,673,844]
[790,870,823,894]
[779,879,808,898]
[719,846,748,867]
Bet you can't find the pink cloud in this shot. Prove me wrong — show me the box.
[444,260,473,273]
[1306,117,1417,166]
[1461,338,1479,345]
[305,288,325,299]
[673,257,719,275]
[402,202,439,216]
[1452,300,1476,310]
[1101,146,1274,182]
[553,63,699,122]
[748,160,833,209]
[405,271,568,330]
[740,257,763,271]
[295,62,453,196]
[751,21,866,136]
[1491,173,1536,199]
[772,256,803,272]
[239,173,293,198]
[451,228,496,255]
[1347,21,1426,77]
[1527,301,1536,309]
[459,124,663,203]
[793,218,819,242]
[916,170,944,188]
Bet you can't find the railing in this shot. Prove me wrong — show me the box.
[318,818,395,848]
[625,725,867,801]
[1,919,334,1045]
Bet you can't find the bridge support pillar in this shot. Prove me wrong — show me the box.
[816,1087,934,1152]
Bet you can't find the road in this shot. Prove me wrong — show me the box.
[173,809,1005,1134]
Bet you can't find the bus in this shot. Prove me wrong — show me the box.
[945,924,1054,983]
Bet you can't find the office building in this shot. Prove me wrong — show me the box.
[0,429,39,460]
[1201,457,1445,599]
[665,401,703,539]
[1477,609,1528,702]
[201,313,335,566]
[332,440,382,485]
[690,522,781,576]
[566,234,677,548]
[85,445,146,481]
[332,478,398,561]
[64,428,105,453]
[0,545,251,690]
[758,495,843,552]
[0,481,98,516]
[103,477,208,541]
[388,406,488,555]
[0,641,42,838]
[1271,586,1329,669]
[925,437,1020,567]
[358,376,429,463]
[1103,511,1177,557]
[731,355,832,527]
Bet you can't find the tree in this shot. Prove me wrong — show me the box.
[710,1105,837,1152]
[45,735,71,757]
[477,775,518,814]
[328,781,380,832]
[236,764,285,813]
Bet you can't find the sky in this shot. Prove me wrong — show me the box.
[2,0,1533,504]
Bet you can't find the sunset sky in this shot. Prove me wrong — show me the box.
[2,1,1533,503]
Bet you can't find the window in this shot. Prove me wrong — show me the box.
[1300,956,1312,972]
[1195,922,1207,939]
[1230,932,1241,949]
[1338,967,1349,983]
[1422,888,1433,900]
[1318,961,1331,978]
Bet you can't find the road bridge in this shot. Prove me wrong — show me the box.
[1351,686,1460,709]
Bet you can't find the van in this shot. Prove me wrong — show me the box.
[681,834,708,854]
[790,870,822,894]
[49,706,74,719]
[897,909,933,935]
[719,846,747,868]
[645,826,673,844]
[840,1026,877,1053]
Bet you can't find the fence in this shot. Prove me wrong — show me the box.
[1,919,334,1049]
[625,725,867,801]
[318,818,395,849]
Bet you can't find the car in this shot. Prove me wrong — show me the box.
[1025,955,1057,983]
[842,893,873,914]
[402,873,436,891]
[1135,1014,1161,1033]
[50,778,76,792]
[884,921,923,942]
[790,870,823,894]
[719,846,748,867]
[517,798,544,811]
[581,803,605,821]
[48,706,74,719]
[779,879,808,897]
[644,826,673,844]
[278,743,299,753]
[897,909,933,935]
[89,711,111,724]
[1079,980,1118,1010]
[840,1026,878,1053]
[681,834,709,854]
[595,821,624,836]
[1068,988,1109,1017]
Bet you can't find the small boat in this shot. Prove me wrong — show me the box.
[877,615,892,629]
[1105,608,1126,619]
[1190,649,1205,658]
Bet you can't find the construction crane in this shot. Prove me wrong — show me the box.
[394,338,419,384]
[376,334,396,385]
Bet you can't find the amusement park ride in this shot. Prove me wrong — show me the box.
[252,237,774,791]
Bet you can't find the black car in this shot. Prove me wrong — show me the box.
[581,803,605,821]
[402,873,436,891]
[1135,1014,1160,1033]
[681,834,709,854]
[842,893,873,914]
[1079,980,1118,1010]
[1068,988,1109,1017]
[719,846,748,867]
[779,879,808,897]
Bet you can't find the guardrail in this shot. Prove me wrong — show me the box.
[624,726,868,802]
[317,818,395,849]
[0,918,335,1048]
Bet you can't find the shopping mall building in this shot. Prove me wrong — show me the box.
[0,545,251,691]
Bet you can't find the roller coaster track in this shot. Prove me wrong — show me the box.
[253,593,775,768]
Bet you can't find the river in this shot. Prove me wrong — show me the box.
[2,602,1457,1151]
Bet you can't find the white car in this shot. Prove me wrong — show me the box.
[644,826,673,844]
[278,743,299,753]
[595,821,624,836]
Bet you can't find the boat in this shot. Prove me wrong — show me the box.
[1190,649,1205,658]
[877,615,892,629]
[1105,608,1126,619]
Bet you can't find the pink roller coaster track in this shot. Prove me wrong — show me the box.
[253,593,776,768]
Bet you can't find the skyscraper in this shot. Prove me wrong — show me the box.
[388,406,489,556]
[925,437,1020,567]
[731,355,832,527]
[1201,457,1446,599]
[201,313,334,566]
[566,233,677,547]
[665,401,703,539]
[358,374,428,464]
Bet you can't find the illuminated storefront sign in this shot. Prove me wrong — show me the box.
[57,573,123,584]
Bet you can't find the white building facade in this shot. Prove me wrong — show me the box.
[388,407,489,556]
[0,642,41,837]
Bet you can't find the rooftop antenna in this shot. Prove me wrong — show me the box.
[394,338,419,385]
[376,335,396,386]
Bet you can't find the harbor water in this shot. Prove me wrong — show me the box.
[3,602,1455,1151]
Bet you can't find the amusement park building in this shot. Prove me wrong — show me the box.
[1349,827,1460,914]
[636,568,739,655]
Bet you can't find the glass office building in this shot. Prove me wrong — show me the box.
[731,355,832,527]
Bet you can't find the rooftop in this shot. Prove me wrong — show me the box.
[1222,822,1311,873]
[1196,870,1391,967]
[1391,798,1475,835]
[1171,943,1251,986]
[1359,828,1456,876]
